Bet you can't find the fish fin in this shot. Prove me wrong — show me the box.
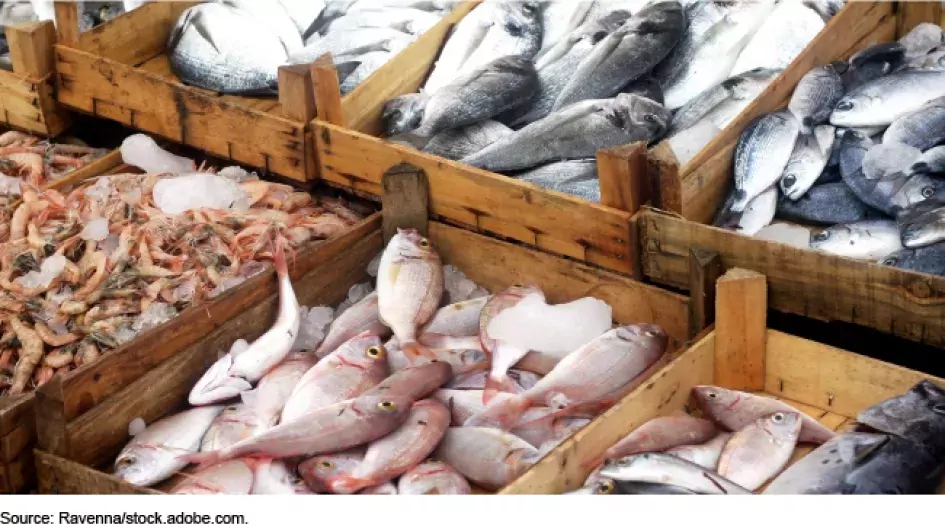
[464,394,530,430]
[482,374,519,405]
[188,11,224,56]
[328,474,375,495]
[128,417,146,438]
[730,189,749,212]
[401,341,436,363]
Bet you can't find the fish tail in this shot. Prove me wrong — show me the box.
[328,474,375,495]
[401,341,436,363]
[272,235,288,278]
[464,394,530,430]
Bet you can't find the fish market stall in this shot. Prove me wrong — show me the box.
[0,20,71,135]
[639,4,945,348]
[312,0,857,275]
[31,167,702,495]
[503,269,945,495]
[0,136,376,492]
[50,1,475,182]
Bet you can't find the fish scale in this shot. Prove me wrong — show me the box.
[883,97,945,150]
[733,111,800,211]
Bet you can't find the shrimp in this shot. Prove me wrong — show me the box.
[74,251,107,300]
[107,225,134,269]
[34,365,54,387]
[240,180,270,206]
[0,349,12,372]
[60,300,88,315]
[0,131,38,147]
[34,321,80,347]
[10,199,49,239]
[0,153,45,185]
[85,299,138,323]
[75,339,100,367]
[44,345,77,369]
[9,316,44,394]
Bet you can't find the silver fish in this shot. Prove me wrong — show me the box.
[897,198,945,249]
[764,432,889,494]
[458,1,542,81]
[433,427,541,490]
[314,291,388,359]
[882,96,945,151]
[717,411,802,491]
[398,459,472,494]
[665,432,733,470]
[830,70,945,127]
[880,242,945,276]
[907,145,945,177]
[200,403,270,452]
[383,93,430,137]
[423,120,513,161]
[170,458,256,495]
[326,7,441,35]
[779,131,833,200]
[224,0,304,56]
[789,63,844,134]
[278,0,327,37]
[513,159,600,202]
[462,93,670,172]
[777,182,887,225]
[841,434,945,494]
[730,0,825,75]
[670,67,781,135]
[732,110,800,212]
[809,219,903,261]
[803,0,846,22]
[538,0,595,52]
[599,452,753,495]
[623,74,664,106]
[290,27,413,66]
[423,3,495,94]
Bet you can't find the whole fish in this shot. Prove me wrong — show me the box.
[599,452,752,495]
[883,96,945,151]
[433,427,541,490]
[460,2,543,78]
[856,380,945,459]
[897,197,945,248]
[398,459,472,494]
[716,186,777,236]
[511,408,591,449]
[423,3,495,93]
[830,70,945,127]
[666,432,733,470]
[788,63,844,134]
[433,388,515,426]
[420,296,490,339]
[908,145,945,176]
[810,219,904,260]
[252,458,312,494]
[377,229,444,362]
[114,406,224,487]
[330,399,450,493]
[200,403,270,452]
[604,414,718,460]
[730,0,825,75]
[553,1,685,110]
[448,368,541,393]
[314,291,388,358]
[466,324,668,430]
[364,362,453,401]
[732,111,800,212]
[170,458,256,495]
[242,354,315,426]
[779,131,833,200]
[387,343,489,375]
[382,93,430,136]
[423,121,513,161]
[513,159,600,202]
[863,142,923,181]
[339,48,407,95]
[692,386,835,444]
[840,42,906,92]
[899,22,944,59]
[462,93,670,172]
[764,432,889,494]
[280,332,389,424]
[538,0,595,52]
[298,449,364,493]
[411,56,539,138]
[480,285,545,401]
[669,68,781,135]
[584,478,700,495]
[183,394,413,466]
[841,434,945,494]
[880,242,945,276]
[717,412,802,491]
[513,349,569,376]
[777,182,887,226]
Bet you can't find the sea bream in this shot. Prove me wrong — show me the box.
[314,291,388,358]
[830,69,945,127]
[433,427,541,490]
[398,459,472,494]
[604,413,718,459]
[731,110,800,212]
[717,411,802,490]
[764,432,889,494]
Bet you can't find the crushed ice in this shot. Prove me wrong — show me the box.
[152,173,248,215]
[121,134,195,175]
[80,217,109,241]
[443,265,489,303]
[293,306,335,351]
[16,255,66,290]
[487,293,612,355]
[668,120,721,167]
[0,175,23,195]
[335,282,373,314]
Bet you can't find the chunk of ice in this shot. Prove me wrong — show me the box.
[210,276,246,298]
[80,217,110,241]
[442,265,487,303]
[900,22,944,58]
[121,134,195,175]
[218,166,251,182]
[85,176,113,201]
[102,233,120,256]
[128,418,146,437]
[293,306,336,351]
[668,120,722,167]
[754,223,811,249]
[16,255,67,290]
[152,173,248,215]
[487,293,613,355]
[0,175,23,195]
[133,302,177,332]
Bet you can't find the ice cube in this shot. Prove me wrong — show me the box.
[85,176,113,201]
[49,321,70,336]
[115,325,138,344]
[486,293,613,355]
[754,223,812,250]
[128,418,146,437]
[443,265,486,303]
[152,173,248,215]
[230,339,251,357]
[80,217,110,241]
[210,276,246,298]
[239,261,267,278]
[16,255,67,290]
[49,286,73,304]
[218,166,251,182]
[133,302,177,332]
[121,134,195,175]
[668,120,722,167]
[0,175,23,195]
[346,282,372,305]
[172,279,197,302]
[900,22,944,58]
[292,306,336,351]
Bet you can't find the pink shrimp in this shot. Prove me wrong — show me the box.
[0,153,46,186]
[0,131,38,147]
[74,251,107,300]
[10,199,49,239]
[240,180,271,206]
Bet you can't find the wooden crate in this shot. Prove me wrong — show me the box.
[50,1,478,183]
[32,165,705,494]
[0,20,71,136]
[0,152,381,493]
[634,3,945,348]
[503,268,945,494]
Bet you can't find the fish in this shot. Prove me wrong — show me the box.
[510,408,591,449]
[604,414,718,460]
[329,399,450,493]
[462,93,670,172]
[200,403,270,452]
[314,291,388,358]
[666,432,733,470]
[420,296,489,339]
[717,412,802,491]
[840,42,906,92]
[398,459,472,494]
[538,0,595,52]
[863,142,923,181]
[410,56,539,138]
[183,394,413,466]
[377,229,444,362]
[479,284,545,401]
[278,0,326,37]
[716,186,777,236]
[170,458,256,495]
[899,22,944,59]
[433,427,541,490]
[856,380,945,459]
[882,96,945,151]
[764,432,889,494]
[691,386,835,444]
[880,242,945,276]
[599,452,752,495]
[387,343,489,375]
[809,219,904,261]
[669,68,781,136]
[567,478,701,495]
[168,3,286,95]
[447,369,541,393]
[422,3,495,94]
[553,1,685,110]
[251,458,312,494]
[513,349,569,376]
[364,362,453,401]
[513,159,600,202]
[897,197,945,248]
[339,48,407,95]
[732,110,800,212]
[840,434,945,494]
[382,93,430,137]
[360,481,399,494]
[777,182,887,226]
[788,64,845,134]
[730,0,825,76]
[830,70,945,127]
[622,74,664,106]
[459,2,543,78]
[907,145,945,176]
[423,120,513,161]
[223,0,304,56]
[240,354,315,427]
[433,388,515,426]
[779,130,834,201]
[465,324,668,430]
[114,406,224,487]
[327,7,441,35]
[298,449,364,493]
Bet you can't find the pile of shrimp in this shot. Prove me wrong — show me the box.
[0,172,365,396]
[0,130,109,191]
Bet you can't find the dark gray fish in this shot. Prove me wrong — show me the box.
[423,120,513,161]
[79,1,125,32]
[553,1,685,110]
[880,242,945,276]
[732,110,800,212]
[908,145,945,176]
[460,1,543,75]
[883,96,945,151]
[788,64,844,134]
[857,380,945,459]
[777,182,887,226]
[897,198,945,248]
[669,68,781,136]
[622,75,664,106]
[840,42,906,92]
[462,93,670,172]
[383,93,430,136]
[840,435,945,494]
[412,56,539,138]
[764,432,889,495]
[512,159,599,202]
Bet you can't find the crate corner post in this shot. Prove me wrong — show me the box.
[311,53,346,128]
[688,249,722,339]
[381,163,430,242]
[645,141,683,214]
[714,268,767,391]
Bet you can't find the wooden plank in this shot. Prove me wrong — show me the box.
[640,209,945,347]
[714,268,767,391]
[0,423,31,463]
[312,54,346,127]
[597,142,647,212]
[36,451,158,494]
[382,163,430,242]
[429,221,690,347]
[646,141,682,214]
[501,332,716,494]
[315,121,635,273]
[34,376,70,458]
[278,64,316,123]
[0,449,32,492]
[7,21,56,78]
[48,149,125,190]
[53,2,80,47]
[897,1,942,38]
[688,249,721,338]
[73,1,195,66]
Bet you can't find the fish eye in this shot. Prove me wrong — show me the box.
[812,231,830,242]
[616,457,631,466]
[783,174,797,188]
[317,460,335,470]
[366,346,385,359]
[377,400,397,412]
[644,330,658,338]
[117,456,136,467]
[225,405,239,412]
[883,256,899,266]
[418,238,430,249]
[836,101,854,111]
[922,186,935,198]
[513,283,524,288]
[427,458,441,464]
[707,392,718,400]
[643,114,658,123]
[596,480,616,494]
[773,412,786,423]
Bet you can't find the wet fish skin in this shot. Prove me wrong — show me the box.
[567,478,700,495]
[830,69,945,127]
[880,242,945,276]
[692,385,835,444]
[243,354,315,427]
[779,132,832,200]
[432,427,541,490]
[604,414,718,460]
[200,403,270,452]
[251,457,312,494]
[883,96,945,151]
[856,379,945,459]
[840,42,906,92]
[462,93,670,172]
[398,459,472,494]
[897,197,945,248]
[666,432,733,470]
[669,68,781,136]
[863,142,923,181]
[538,0,595,52]
[512,159,600,202]
[510,408,591,448]
[315,291,388,358]
[777,182,887,226]
[732,110,800,212]
[908,145,945,176]
[809,219,904,261]
[420,296,489,338]
[730,0,825,76]
[460,1,543,77]
[298,449,364,493]
[433,388,515,426]
[841,434,945,494]
[599,452,752,495]
[364,362,453,401]
[717,412,802,491]
[422,3,494,94]
[382,93,430,137]
[170,458,255,495]
[623,75,664,106]
[789,64,844,134]
[764,432,890,494]
[423,120,513,161]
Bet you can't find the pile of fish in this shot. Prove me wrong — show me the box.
[112,228,671,494]
[383,0,841,202]
[168,0,459,96]
[0,134,364,396]
[0,131,110,199]
[568,380,945,494]
[714,23,945,277]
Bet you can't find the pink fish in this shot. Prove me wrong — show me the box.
[433,427,540,491]
[692,386,835,443]
[479,284,544,403]
[665,432,733,470]
[315,291,389,358]
[511,408,592,448]
[432,389,515,426]
[364,362,453,401]
[604,413,718,459]
[242,353,314,426]
[298,449,364,493]
[359,481,398,494]
[398,459,472,495]
[170,459,256,495]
